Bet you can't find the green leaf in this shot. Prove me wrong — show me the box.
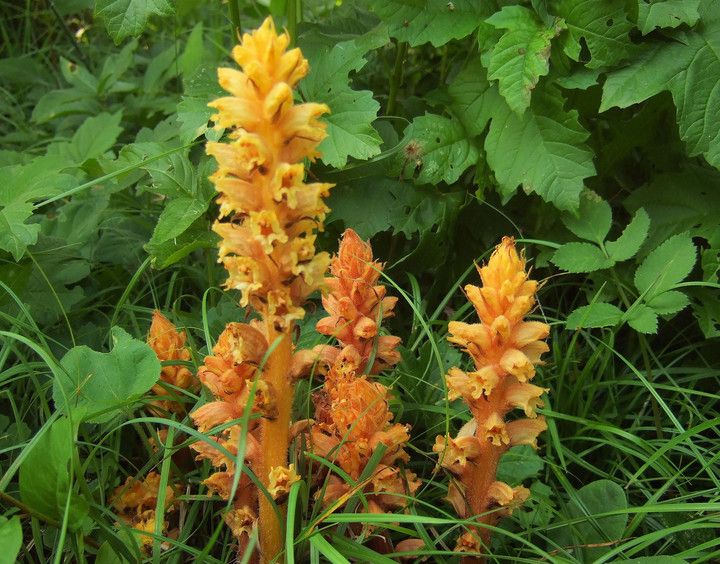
[397,114,479,184]
[634,232,696,300]
[54,327,161,423]
[552,479,628,561]
[179,23,205,76]
[552,242,613,272]
[145,218,219,269]
[485,85,595,211]
[646,290,690,315]
[366,0,489,47]
[485,6,565,115]
[149,197,209,244]
[606,208,650,262]
[637,0,701,35]
[551,0,634,68]
[560,189,612,242]
[627,303,659,333]
[446,58,500,137]
[612,558,689,564]
[95,0,175,45]
[565,302,624,329]
[601,15,720,169]
[68,112,123,165]
[31,88,101,124]
[0,516,22,564]
[0,201,41,260]
[19,418,89,529]
[496,445,545,484]
[689,287,720,338]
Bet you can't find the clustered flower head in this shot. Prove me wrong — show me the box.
[433,237,549,558]
[146,310,198,415]
[207,16,333,331]
[112,472,178,552]
[299,230,418,517]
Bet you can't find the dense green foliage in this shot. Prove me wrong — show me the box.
[1,0,719,562]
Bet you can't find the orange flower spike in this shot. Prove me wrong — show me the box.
[147,311,198,415]
[438,237,550,563]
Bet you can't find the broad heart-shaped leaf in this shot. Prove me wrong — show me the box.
[552,242,613,272]
[601,10,720,170]
[485,6,565,115]
[54,326,161,423]
[560,189,612,242]
[496,445,545,484]
[634,232,696,301]
[95,0,174,45]
[606,208,650,262]
[19,418,89,530]
[551,0,634,68]
[485,84,595,212]
[627,303,659,333]
[637,0,701,35]
[0,516,21,564]
[565,302,624,329]
[396,114,479,185]
[366,0,490,47]
[552,479,628,561]
[300,25,387,167]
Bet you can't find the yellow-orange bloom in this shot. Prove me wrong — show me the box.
[436,237,550,558]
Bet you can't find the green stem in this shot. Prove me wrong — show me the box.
[228,0,241,43]
[386,41,407,117]
[287,0,298,48]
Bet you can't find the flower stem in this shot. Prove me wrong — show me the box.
[258,326,294,562]
[228,0,241,42]
[287,0,298,48]
[386,41,407,117]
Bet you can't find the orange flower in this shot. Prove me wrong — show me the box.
[146,310,198,415]
[435,237,550,560]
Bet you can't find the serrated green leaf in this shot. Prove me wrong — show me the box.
[485,6,565,115]
[637,0,700,35]
[31,88,101,123]
[627,303,659,333]
[19,418,89,529]
[689,287,720,338]
[551,0,634,68]
[552,242,613,272]
[552,480,627,561]
[561,189,612,242]
[60,57,99,94]
[95,0,174,45]
[300,25,387,167]
[646,290,690,315]
[601,14,720,168]
[606,208,650,262]
[68,112,123,165]
[366,0,489,47]
[145,218,219,269]
[177,97,215,143]
[142,151,196,198]
[397,114,479,184]
[0,516,22,564]
[634,232,696,300]
[150,197,208,244]
[485,84,595,211]
[0,201,41,260]
[447,58,500,137]
[566,302,624,329]
[54,327,161,423]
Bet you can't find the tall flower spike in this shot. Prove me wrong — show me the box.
[200,17,333,562]
[433,237,549,563]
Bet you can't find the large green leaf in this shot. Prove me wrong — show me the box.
[95,0,174,45]
[484,84,595,211]
[637,0,701,35]
[54,326,161,423]
[366,0,489,47]
[565,302,624,329]
[601,6,720,169]
[605,208,650,262]
[446,58,501,137]
[300,24,387,167]
[560,190,612,242]
[485,6,566,115]
[67,112,123,165]
[551,0,634,67]
[397,114,479,185]
[0,516,21,564]
[552,242,613,273]
[19,418,89,530]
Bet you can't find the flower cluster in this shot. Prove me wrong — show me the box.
[207,17,332,331]
[433,237,549,557]
[146,310,198,415]
[111,472,178,552]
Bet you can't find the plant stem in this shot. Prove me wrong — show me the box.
[228,0,242,43]
[257,325,293,562]
[287,0,298,48]
[386,41,407,117]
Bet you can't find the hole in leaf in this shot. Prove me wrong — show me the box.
[606,18,613,26]
[435,137,441,144]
